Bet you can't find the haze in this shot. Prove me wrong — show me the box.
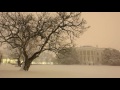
[75,12,120,50]
[0,12,120,51]
[0,12,120,78]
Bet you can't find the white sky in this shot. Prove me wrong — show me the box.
[75,12,120,50]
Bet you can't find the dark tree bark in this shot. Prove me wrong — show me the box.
[0,59,1,64]
[17,58,21,67]
[23,60,31,71]
[0,54,2,65]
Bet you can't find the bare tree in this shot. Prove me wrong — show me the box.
[0,12,89,71]
[7,45,23,67]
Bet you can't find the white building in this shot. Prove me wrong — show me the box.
[76,46,104,65]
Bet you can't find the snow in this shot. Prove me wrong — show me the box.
[0,64,120,78]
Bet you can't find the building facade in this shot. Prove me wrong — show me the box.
[76,46,104,65]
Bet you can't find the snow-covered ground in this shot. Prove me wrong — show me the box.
[0,64,120,78]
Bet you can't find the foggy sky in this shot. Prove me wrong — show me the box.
[75,12,120,50]
[0,12,120,53]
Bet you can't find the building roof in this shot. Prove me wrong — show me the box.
[75,46,105,51]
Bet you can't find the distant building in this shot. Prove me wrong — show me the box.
[0,46,105,65]
[75,46,104,65]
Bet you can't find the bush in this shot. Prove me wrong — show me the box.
[102,48,120,66]
[55,47,80,65]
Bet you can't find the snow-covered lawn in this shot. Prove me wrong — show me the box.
[0,64,120,78]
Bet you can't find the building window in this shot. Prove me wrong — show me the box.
[91,51,93,55]
[84,56,86,61]
[83,51,86,55]
[97,58,99,61]
[88,56,89,61]
[97,52,99,55]
[99,52,101,56]
[80,51,82,55]
[92,56,94,60]
[81,56,82,60]
[87,50,90,55]
[82,56,83,61]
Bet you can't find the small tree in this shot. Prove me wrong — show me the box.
[56,47,80,64]
[7,45,23,67]
[0,12,89,71]
[102,48,120,65]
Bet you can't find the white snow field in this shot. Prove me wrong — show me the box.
[0,64,120,78]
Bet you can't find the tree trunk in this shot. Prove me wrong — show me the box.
[20,60,31,71]
[17,58,21,67]
[0,54,2,65]
[23,60,31,71]
[20,62,25,71]
[0,59,1,65]
[20,50,37,71]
